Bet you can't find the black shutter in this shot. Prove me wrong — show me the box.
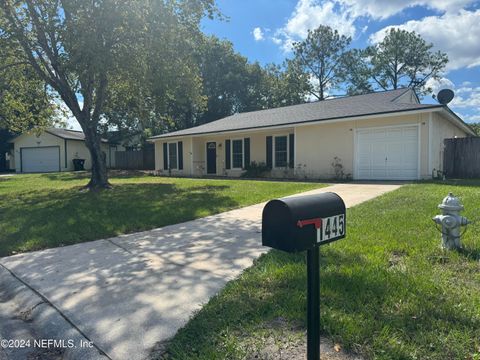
[225,139,231,170]
[178,141,183,170]
[244,138,250,168]
[289,133,294,168]
[266,136,273,169]
[163,143,168,170]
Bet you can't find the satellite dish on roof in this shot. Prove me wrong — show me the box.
[437,89,454,105]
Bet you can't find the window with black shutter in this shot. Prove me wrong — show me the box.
[244,138,250,167]
[168,143,178,169]
[232,139,243,169]
[225,140,231,169]
[274,136,288,167]
[266,136,273,169]
[178,141,183,170]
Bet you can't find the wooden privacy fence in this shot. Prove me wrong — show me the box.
[115,149,155,170]
[444,137,480,179]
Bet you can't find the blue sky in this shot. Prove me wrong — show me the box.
[201,0,480,123]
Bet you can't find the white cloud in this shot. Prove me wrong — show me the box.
[338,0,475,20]
[271,37,282,45]
[457,112,480,123]
[466,114,480,122]
[271,0,478,54]
[273,0,357,52]
[451,87,480,108]
[425,77,455,94]
[423,77,480,122]
[424,79,480,123]
[66,118,82,131]
[369,9,480,71]
[252,27,265,41]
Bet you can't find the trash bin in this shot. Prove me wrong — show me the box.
[72,159,85,171]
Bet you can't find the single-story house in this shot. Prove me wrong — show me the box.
[10,128,121,173]
[149,88,475,181]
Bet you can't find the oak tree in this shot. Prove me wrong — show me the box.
[0,0,217,189]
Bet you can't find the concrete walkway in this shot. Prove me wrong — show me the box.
[0,183,401,360]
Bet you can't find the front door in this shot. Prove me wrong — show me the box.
[206,142,217,174]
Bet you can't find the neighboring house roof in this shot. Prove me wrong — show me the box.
[150,88,474,139]
[45,128,109,143]
[9,128,111,143]
[45,128,108,142]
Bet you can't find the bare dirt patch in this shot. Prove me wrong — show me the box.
[241,317,363,360]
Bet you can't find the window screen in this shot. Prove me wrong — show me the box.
[168,143,177,169]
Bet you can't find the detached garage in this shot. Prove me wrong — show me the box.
[11,128,117,173]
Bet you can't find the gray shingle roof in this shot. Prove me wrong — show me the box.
[150,88,442,139]
[46,128,109,143]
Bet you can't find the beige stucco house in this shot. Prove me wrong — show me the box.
[149,88,475,180]
[10,128,119,173]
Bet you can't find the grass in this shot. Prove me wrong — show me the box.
[0,172,323,257]
[160,181,480,360]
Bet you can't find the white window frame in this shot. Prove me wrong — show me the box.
[167,142,178,170]
[230,138,244,170]
[273,134,289,168]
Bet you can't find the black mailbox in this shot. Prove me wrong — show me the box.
[262,192,347,360]
[262,192,346,252]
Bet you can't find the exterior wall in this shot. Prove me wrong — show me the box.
[13,132,114,173]
[66,140,112,171]
[296,113,430,179]
[154,129,295,177]
[295,121,354,179]
[430,112,468,175]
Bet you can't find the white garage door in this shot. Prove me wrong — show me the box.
[21,147,60,173]
[355,126,419,180]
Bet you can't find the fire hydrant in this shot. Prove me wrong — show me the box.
[432,193,470,250]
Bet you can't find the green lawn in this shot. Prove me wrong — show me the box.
[0,172,323,257]
[161,181,480,360]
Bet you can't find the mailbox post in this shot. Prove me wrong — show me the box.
[262,192,346,360]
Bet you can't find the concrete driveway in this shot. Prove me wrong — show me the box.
[0,183,401,360]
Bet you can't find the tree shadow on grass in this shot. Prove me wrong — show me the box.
[0,182,235,256]
[38,170,151,182]
[39,172,91,182]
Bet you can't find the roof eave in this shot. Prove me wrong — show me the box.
[439,106,476,136]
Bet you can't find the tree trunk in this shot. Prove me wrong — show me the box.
[83,125,111,190]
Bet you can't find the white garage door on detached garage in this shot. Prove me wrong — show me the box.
[21,147,60,173]
[355,125,419,180]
